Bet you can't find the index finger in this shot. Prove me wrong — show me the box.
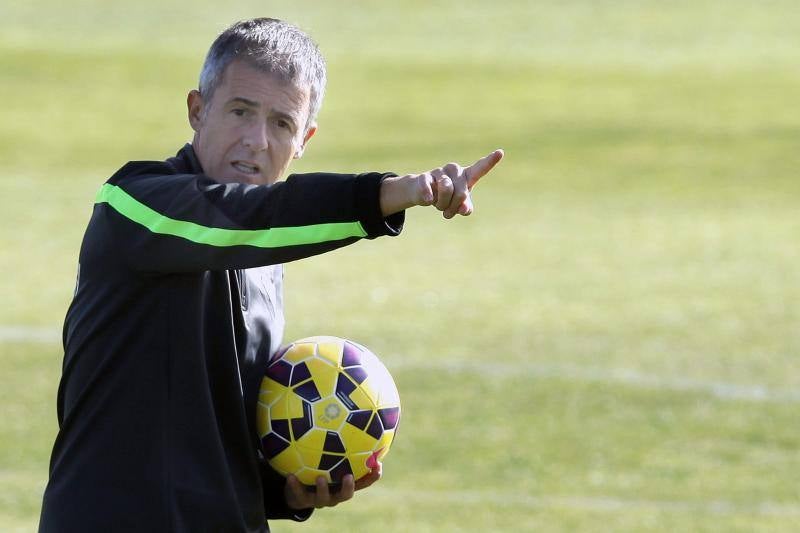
[465,149,504,190]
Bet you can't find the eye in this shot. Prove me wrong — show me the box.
[231,108,248,117]
[276,119,291,129]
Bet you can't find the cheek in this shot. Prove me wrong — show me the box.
[210,128,242,156]
[280,140,300,163]
[287,133,305,154]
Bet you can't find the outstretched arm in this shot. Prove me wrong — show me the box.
[92,169,402,273]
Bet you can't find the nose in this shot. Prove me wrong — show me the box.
[242,121,268,151]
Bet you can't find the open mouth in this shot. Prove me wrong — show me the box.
[231,161,260,176]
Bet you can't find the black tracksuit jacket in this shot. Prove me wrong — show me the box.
[39,144,404,532]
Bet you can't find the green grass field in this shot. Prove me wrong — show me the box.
[2,1,799,531]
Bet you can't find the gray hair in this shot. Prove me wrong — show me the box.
[198,18,327,131]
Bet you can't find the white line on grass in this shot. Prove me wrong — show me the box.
[0,325,60,344]
[373,488,800,517]
[3,324,798,404]
[387,360,800,404]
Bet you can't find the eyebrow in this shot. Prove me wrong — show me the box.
[226,97,299,128]
[272,110,298,128]
[227,97,260,108]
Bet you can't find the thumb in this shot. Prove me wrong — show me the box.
[465,149,504,190]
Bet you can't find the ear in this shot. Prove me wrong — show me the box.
[293,124,317,159]
[187,90,205,132]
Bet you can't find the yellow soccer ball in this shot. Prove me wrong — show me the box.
[257,336,401,486]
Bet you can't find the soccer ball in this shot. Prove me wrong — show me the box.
[257,336,401,486]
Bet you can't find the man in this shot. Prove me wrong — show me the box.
[39,17,502,532]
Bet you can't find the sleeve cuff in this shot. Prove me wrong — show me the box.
[289,507,314,522]
[355,172,405,239]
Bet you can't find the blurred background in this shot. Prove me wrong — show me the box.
[1,1,798,531]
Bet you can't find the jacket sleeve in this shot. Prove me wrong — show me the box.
[87,166,404,273]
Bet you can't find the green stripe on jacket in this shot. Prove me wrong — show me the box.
[95,183,367,248]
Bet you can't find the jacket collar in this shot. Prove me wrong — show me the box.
[169,143,205,175]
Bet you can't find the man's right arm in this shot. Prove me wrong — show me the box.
[91,168,404,273]
[88,149,503,274]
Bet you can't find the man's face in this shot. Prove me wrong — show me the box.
[187,60,316,185]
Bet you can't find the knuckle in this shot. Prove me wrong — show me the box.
[443,162,459,174]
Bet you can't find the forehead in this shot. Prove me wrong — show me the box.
[213,60,310,115]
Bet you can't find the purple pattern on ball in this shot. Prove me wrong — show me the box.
[318,453,342,471]
[346,410,372,430]
[324,431,346,453]
[329,458,353,483]
[366,413,384,440]
[293,381,321,402]
[266,360,292,386]
[377,407,400,430]
[335,374,358,410]
[291,401,313,439]
[261,432,289,459]
[271,419,291,441]
[344,365,368,384]
[335,373,356,395]
[290,362,311,386]
[341,342,362,367]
